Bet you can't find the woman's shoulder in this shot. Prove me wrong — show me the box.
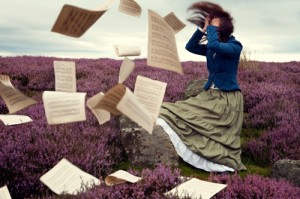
[228,36,243,48]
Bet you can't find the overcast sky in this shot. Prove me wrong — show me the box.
[1,0,300,62]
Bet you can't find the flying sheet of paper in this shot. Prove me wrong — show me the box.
[0,114,33,126]
[0,186,12,199]
[114,45,141,57]
[105,170,142,186]
[118,57,135,83]
[165,178,227,199]
[43,91,86,124]
[133,75,167,121]
[147,9,183,74]
[51,0,114,37]
[54,61,76,92]
[94,84,126,116]
[119,0,142,17]
[40,158,101,195]
[87,92,111,125]
[93,84,153,133]
[0,75,37,114]
[163,12,186,34]
[117,87,154,134]
[0,75,13,87]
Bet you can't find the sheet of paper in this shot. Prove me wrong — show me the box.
[54,61,76,92]
[0,75,14,87]
[117,87,154,134]
[51,0,114,37]
[0,76,37,114]
[119,0,142,17]
[114,45,141,57]
[105,170,142,186]
[94,84,126,116]
[147,9,183,74]
[165,178,227,199]
[0,186,12,199]
[87,92,111,125]
[40,158,101,195]
[43,91,86,124]
[118,57,135,83]
[134,75,166,121]
[163,12,186,34]
[0,114,33,126]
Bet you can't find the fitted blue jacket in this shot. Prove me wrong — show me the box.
[185,26,242,91]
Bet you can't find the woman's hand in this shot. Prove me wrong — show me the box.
[201,17,210,33]
[210,18,220,27]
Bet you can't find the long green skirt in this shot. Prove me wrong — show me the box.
[159,89,246,171]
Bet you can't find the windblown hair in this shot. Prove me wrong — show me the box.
[187,1,234,42]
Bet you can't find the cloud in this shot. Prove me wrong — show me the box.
[0,0,300,62]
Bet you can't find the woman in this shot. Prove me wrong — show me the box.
[157,2,246,172]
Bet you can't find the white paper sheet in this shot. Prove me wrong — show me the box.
[119,0,142,17]
[118,57,135,83]
[0,75,37,114]
[147,9,183,74]
[87,92,111,125]
[165,178,227,199]
[40,158,101,195]
[51,0,115,37]
[105,170,142,186]
[114,45,141,57]
[43,91,86,124]
[163,12,186,34]
[0,186,12,199]
[117,87,154,134]
[54,61,76,92]
[0,114,33,126]
[134,75,166,121]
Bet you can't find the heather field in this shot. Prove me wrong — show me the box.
[0,56,300,198]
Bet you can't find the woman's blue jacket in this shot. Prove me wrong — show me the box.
[185,26,242,91]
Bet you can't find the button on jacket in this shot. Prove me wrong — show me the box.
[185,25,242,91]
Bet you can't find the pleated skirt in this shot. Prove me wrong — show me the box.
[159,89,246,171]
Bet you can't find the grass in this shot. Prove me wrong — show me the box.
[111,127,271,180]
[112,155,271,181]
[240,156,272,177]
[240,128,263,148]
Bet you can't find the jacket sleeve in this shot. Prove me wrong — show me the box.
[185,28,207,56]
[206,26,242,57]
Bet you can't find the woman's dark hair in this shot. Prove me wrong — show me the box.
[187,1,234,41]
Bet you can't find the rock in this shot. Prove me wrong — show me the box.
[118,79,207,167]
[183,79,207,99]
[119,115,179,167]
[272,159,300,187]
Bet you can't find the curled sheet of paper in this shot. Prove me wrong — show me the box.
[163,12,186,34]
[0,114,33,126]
[40,158,101,195]
[94,84,126,116]
[87,92,111,125]
[117,87,154,134]
[119,0,142,17]
[51,0,115,37]
[114,45,141,57]
[118,57,135,84]
[95,84,154,134]
[147,9,183,74]
[0,75,37,114]
[105,170,142,186]
[54,61,76,93]
[43,91,86,124]
[0,75,13,87]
